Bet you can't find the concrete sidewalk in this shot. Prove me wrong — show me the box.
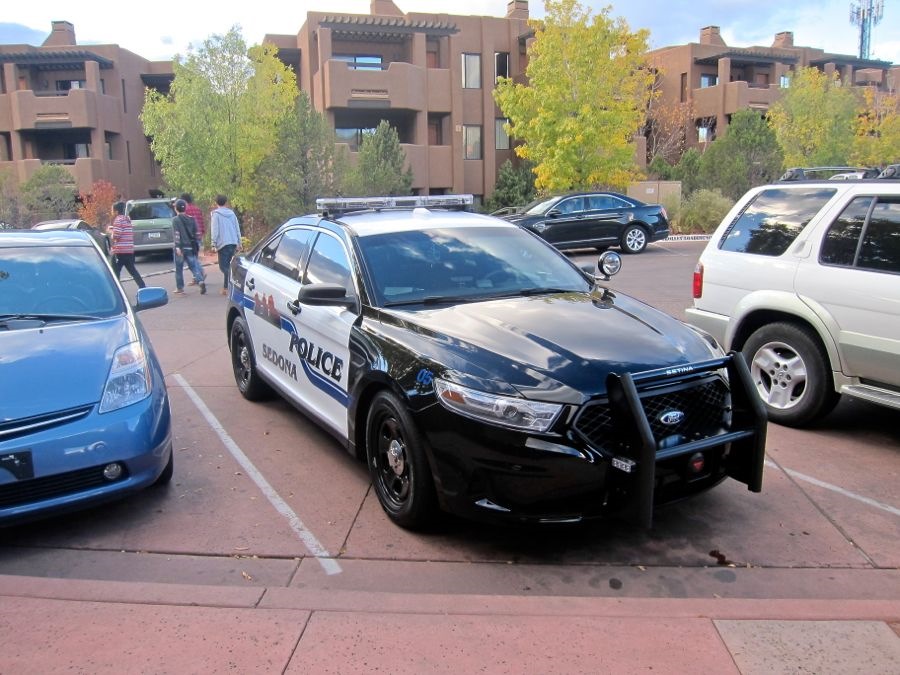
[1,574,898,673]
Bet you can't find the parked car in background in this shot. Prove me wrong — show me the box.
[779,166,881,181]
[687,174,900,427]
[32,219,111,256]
[226,194,765,531]
[0,230,173,526]
[125,198,176,253]
[501,191,670,254]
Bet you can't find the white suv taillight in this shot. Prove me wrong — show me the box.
[692,262,704,299]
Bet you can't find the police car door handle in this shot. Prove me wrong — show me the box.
[287,300,301,316]
[246,278,255,291]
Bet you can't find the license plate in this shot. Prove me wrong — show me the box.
[148,232,161,239]
[0,451,34,480]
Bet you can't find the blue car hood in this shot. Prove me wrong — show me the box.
[0,317,138,422]
[381,291,717,404]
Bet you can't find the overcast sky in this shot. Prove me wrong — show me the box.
[3,0,898,64]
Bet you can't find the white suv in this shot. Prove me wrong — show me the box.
[687,177,900,427]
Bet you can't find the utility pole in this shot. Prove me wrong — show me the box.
[850,0,884,60]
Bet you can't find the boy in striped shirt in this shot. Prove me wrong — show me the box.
[110,201,146,288]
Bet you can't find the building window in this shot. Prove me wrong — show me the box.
[495,52,509,82]
[336,127,376,151]
[700,74,717,88]
[495,118,510,150]
[780,74,790,88]
[427,38,441,68]
[463,125,482,160]
[462,53,481,89]
[333,54,383,71]
[428,115,445,145]
[56,80,87,92]
[680,73,687,102]
[64,143,90,160]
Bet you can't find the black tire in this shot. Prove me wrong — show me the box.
[154,448,174,486]
[620,224,648,254]
[366,391,438,529]
[742,322,839,427]
[230,317,272,401]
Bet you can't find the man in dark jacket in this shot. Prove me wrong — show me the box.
[172,199,206,295]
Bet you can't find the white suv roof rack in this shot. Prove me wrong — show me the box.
[316,194,474,217]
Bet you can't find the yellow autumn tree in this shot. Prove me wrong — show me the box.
[766,68,858,168]
[851,87,900,168]
[493,0,654,192]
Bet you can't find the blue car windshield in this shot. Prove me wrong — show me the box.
[357,226,590,307]
[0,246,126,318]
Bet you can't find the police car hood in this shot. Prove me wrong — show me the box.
[0,317,138,422]
[385,291,717,404]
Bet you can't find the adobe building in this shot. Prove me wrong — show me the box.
[647,26,897,149]
[0,21,173,200]
[265,0,533,203]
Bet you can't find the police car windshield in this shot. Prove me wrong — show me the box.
[358,226,589,307]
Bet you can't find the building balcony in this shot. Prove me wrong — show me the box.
[338,143,454,192]
[319,60,427,112]
[426,68,452,112]
[0,89,122,133]
[691,80,784,117]
[427,145,452,189]
[4,157,127,194]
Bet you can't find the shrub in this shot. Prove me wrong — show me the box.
[675,189,733,234]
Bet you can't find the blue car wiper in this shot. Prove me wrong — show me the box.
[0,313,101,326]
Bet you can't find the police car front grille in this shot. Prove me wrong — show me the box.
[0,465,128,509]
[0,405,94,442]
[574,378,729,450]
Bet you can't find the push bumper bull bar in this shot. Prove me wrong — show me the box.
[605,352,767,528]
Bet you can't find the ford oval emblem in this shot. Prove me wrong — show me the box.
[659,410,685,426]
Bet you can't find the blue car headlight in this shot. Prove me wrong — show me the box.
[99,341,152,413]
[434,378,562,433]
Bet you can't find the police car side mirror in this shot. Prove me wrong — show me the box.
[297,283,356,309]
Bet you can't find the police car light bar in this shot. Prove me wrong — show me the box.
[316,194,474,217]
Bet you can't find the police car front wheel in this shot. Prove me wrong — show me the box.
[366,391,438,530]
[230,317,272,401]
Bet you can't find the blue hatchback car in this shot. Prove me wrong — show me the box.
[0,230,173,526]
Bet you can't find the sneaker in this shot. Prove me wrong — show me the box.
[200,283,207,295]
[173,288,185,295]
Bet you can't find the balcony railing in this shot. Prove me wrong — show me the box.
[320,60,427,111]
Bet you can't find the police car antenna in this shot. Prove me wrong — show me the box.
[316,194,475,218]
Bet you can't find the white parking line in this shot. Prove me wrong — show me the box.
[765,460,900,517]
[173,374,342,575]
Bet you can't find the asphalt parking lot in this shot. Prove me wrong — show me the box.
[1,240,898,672]
[0,242,900,597]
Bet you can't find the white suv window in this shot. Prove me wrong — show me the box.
[821,197,900,274]
[719,187,836,256]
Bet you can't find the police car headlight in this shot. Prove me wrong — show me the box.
[99,342,152,413]
[434,378,562,433]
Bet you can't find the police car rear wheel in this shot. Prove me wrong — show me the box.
[230,318,272,401]
[366,391,437,530]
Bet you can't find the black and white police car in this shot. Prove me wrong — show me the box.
[226,195,766,529]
